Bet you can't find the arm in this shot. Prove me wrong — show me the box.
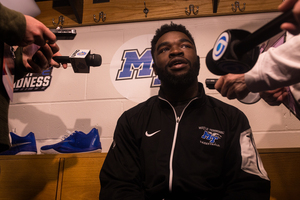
[0,3,55,47]
[0,3,66,74]
[222,111,270,199]
[245,34,300,92]
[215,34,300,99]
[0,3,26,46]
[100,112,145,200]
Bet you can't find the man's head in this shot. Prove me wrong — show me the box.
[151,23,200,88]
[151,22,196,60]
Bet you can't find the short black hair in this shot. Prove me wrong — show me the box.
[151,22,196,60]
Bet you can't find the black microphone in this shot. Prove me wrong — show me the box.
[205,78,300,121]
[206,10,294,75]
[205,78,261,104]
[53,49,102,73]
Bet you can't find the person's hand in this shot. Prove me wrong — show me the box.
[215,74,250,100]
[259,87,289,106]
[278,0,300,35]
[18,15,56,47]
[52,52,68,69]
[22,43,67,73]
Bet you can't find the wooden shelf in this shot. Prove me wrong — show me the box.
[35,0,282,28]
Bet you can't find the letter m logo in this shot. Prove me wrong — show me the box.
[116,48,153,80]
[201,131,219,143]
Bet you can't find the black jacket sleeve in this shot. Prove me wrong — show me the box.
[99,112,145,200]
[222,109,270,200]
[0,3,26,46]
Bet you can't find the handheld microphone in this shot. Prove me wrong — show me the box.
[206,10,294,75]
[53,49,102,73]
[205,78,261,104]
[205,79,300,121]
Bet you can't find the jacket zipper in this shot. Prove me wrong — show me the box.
[159,96,198,192]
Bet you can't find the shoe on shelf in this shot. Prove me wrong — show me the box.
[40,128,102,154]
[0,132,37,155]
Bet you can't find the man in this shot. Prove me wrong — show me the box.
[0,3,66,152]
[100,23,270,200]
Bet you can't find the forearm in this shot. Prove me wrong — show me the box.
[0,3,26,46]
[245,34,300,92]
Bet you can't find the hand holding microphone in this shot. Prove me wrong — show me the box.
[30,29,101,73]
[205,78,261,104]
[25,27,77,73]
[23,43,68,73]
[206,78,290,108]
[214,74,250,100]
[53,49,102,73]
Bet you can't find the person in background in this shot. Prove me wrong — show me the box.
[214,0,300,109]
[0,3,66,152]
[99,22,270,200]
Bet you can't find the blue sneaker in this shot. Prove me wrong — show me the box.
[0,132,37,155]
[40,128,102,154]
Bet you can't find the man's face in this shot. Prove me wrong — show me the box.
[152,31,199,87]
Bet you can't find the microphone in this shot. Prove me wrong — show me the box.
[206,10,294,75]
[53,49,102,73]
[205,79,300,121]
[205,78,261,104]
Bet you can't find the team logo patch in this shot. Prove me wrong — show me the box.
[110,34,160,103]
[14,68,52,92]
[199,126,224,147]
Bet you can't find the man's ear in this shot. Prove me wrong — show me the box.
[152,63,157,75]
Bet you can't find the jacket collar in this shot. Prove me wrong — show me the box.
[158,82,207,106]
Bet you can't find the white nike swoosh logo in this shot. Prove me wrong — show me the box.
[145,130,161,137]
[11,142,31,147]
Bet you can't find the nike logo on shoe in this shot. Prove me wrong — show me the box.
[145,130,161,137]
[11,142,31,147]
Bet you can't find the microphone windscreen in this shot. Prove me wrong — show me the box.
[87,54,102,66]
[205,50,228,75]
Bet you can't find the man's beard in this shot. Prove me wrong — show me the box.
[155,59,200,89]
